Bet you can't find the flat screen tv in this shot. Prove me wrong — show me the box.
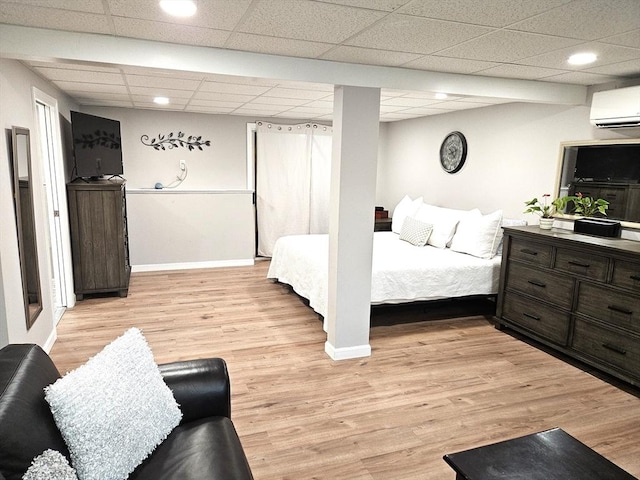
[573,144,640,182]
[71,111,123,179]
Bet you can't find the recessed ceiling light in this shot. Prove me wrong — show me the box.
[435,93,448,100]
[154,96,170,105]
[159,0,197,17]
[568,52,597,66]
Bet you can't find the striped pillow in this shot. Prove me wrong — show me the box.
[399,216,433,246]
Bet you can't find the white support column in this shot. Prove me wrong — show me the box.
[325,85,381,361]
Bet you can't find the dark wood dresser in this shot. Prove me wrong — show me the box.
[496,225,640,387]
[67,178,130,300]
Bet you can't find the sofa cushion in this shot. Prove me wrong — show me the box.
[130,417,254,480]
[44,328,182,480]
[0,345,68,480]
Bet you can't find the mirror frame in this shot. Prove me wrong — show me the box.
[10,126,43,329]
[554,137,640,230]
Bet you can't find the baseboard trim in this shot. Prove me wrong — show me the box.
[324,341,371,360]
[132,258,255,273]
[43,328,57,354]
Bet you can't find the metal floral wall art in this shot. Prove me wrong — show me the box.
[140,131,211,151]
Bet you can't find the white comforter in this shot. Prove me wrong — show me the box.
[266,231,502,318]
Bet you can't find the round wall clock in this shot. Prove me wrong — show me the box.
[439,131,467,174]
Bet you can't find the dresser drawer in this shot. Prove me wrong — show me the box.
[576,282,640,335]
[502,292,570,345]
[505,262,574,309]
[611,259,640,293]
[572,319,640,379]
[554,248,608,282]
[508,238,552,267]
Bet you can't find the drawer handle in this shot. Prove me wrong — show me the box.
[520,249,538,256]
[568,260,590,268]
[602,343,626,356]
[527,280,546,288]
[523,312,541,321]
[607,305,633,315]
[630,274,640,282]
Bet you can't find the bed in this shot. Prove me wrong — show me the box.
[267,231,502,319]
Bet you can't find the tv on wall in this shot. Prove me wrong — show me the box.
[573,144,640,182]
[71,111,123,179]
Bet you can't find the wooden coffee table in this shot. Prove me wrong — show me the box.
[443,428,636,480]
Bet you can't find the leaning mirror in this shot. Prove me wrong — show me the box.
[10,126,42,328]
[555,138,640,226]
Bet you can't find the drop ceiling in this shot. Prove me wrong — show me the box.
[1,0,638,122]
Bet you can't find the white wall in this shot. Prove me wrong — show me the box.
[0,58,77,349]
[80,107,256,268]
[377,102,639,222]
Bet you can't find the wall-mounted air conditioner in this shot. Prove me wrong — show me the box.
[590,85,640,128]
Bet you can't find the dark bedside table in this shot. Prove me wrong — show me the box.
[374,218,392,231]
[443,428,636,480]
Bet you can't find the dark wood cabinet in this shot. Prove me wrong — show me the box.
[568,182,640,221]
[496,225,640,387]
[67,179,130,300]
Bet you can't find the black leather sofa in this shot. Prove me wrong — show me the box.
[0,344,254,480]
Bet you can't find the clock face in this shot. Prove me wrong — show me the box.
[440,132,467,174]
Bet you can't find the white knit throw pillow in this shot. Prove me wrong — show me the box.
[44,328,182,480]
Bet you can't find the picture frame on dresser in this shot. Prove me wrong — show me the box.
[495,225,640,388]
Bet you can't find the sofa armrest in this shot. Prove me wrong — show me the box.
[159,358,231,424]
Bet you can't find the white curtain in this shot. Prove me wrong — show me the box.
[256,122,332,257]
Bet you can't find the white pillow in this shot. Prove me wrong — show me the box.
[414,204,479,248]
[23,450,78,480]
[399,216,433,246]
[391,195,423,234]
[44,328,182,480]
[450,209,504,259]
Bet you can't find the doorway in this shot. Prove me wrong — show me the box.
[33,89,74,322]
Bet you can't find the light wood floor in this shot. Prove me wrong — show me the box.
[50,262,640,479]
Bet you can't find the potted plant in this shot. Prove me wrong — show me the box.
[569,192,609,217]
[524,194,568,229]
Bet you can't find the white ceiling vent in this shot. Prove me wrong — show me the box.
[590,86,640,128]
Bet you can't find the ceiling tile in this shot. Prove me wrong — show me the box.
[128,86,194,98]
[126,74,201,90]
[250,96,309,107]
[398,0,571,28]
[438,30,581,62]
[224,32,334,58]
[1,0,105,14]
[539,71,619,85]
[33,67,125,84]
[0,3,112,33]
[518,42,640,71]
[120,66,205,80]
[132,97,188,107]
[429,101,483,110]
[78,99,134,107]
[402,106,454,115]
[185,105,237,114]
[262,87,331,100]
[317,0,412,11]
[192,91,257,103]
[346,14,493,54]
[107,0,252,30]
[113,17,230,47]
[320,45,422,66]
[599,29,640,49]
[70,92,131,101]
[477,64,568,80]
[237,0,385,43]
[381,96,437,107]
[509,0,640,40]
[402,55,500,73]
[53,81,128,94]
[187,99,246,108]
[204,74,280,87]
[585,59,640,77]
[199,81,272,96]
